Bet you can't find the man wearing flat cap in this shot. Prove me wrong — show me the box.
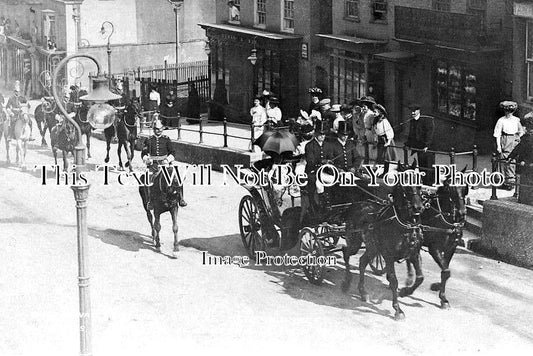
[405,103,435,185]
[494,101,524,189]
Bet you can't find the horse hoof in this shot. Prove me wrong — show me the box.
[399,288,410,298]
[430,283,441,291]
[394,311,406,321]
[104,157,109,163]
[171,251,178,259]
[125,161,130,168]
[440,301,450,310]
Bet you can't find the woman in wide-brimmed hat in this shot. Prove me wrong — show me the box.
[494,100,524,189]
[308,87,323,113]
[372,104,397,176]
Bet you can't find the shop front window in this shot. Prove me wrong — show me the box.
[330,52,366,104]
[435,60,477,121]
[256,49,280,96]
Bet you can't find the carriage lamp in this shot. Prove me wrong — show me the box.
[52,53,122,356]
[204,40,211,55]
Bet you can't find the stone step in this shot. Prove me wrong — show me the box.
[467,204,483,220]
[465,215,482,236]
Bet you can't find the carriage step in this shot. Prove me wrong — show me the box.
[466,204,483,220]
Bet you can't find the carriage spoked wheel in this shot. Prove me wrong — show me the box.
[238,195,266,260]
[299,227,325,285]
[316,225,339,251]
[369,252,386,276]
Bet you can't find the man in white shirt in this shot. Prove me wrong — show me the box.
[493,100,525,189]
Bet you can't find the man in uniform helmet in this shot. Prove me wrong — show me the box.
[6,82,33,140]
[141,116,187,209]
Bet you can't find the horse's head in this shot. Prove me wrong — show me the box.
[392,161,425,219]
[436,176,468,223]
[157,164,183,207]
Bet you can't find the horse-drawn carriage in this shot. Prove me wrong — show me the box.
[237,158,387,284]
[238,150,468,319]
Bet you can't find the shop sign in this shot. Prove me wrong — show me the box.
[301,43,308,60]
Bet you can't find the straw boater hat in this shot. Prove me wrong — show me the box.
[319,98,331,106]
[499,101,517,112]
[330,104,342,113]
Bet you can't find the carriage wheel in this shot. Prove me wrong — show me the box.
[316,225,339,250]
[238,195,265,260]
[369,252,386,276]
[299,228,325,285]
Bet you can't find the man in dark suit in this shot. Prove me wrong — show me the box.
[325,121,363,204]
[303,120,329,214]
[405,103,435,186]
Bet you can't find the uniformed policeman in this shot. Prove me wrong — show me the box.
[325,120,363,204]
[303,120,329,213]
[141,116,187,209]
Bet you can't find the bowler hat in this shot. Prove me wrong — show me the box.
[269,96,280,105]
[314,120,329,134]
[409,103,421,111]
[374,103,388,117]
[337,121,350,136]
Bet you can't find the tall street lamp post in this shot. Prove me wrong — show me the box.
[167,0,183,79]
[52,54,121,356]
[100,21,115,84]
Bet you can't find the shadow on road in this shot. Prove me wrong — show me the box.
[181,233,436,320]
[89,226,155,253]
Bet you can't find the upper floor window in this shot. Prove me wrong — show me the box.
[467,0,487,27]
[228,0,241,24]
[283,0,294,32]
[256,0,266,27]
[345,0,359,20]
[432,0,451,12]
[42,10,56,49]
[371,0,387,22]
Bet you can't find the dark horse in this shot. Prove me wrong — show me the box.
[139,162,183,258]
[405,176,468,309]
[34,97,57,147]
[50,117,77,171]
[341,162,425,320]
[70,88,94,159]
[104,100,139,171]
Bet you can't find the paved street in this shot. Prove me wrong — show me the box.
[1,130,533,356]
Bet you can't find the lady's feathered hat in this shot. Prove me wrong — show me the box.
[308,87,323,96]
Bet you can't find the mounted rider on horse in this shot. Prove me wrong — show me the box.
[141,116,187,210]
[5,82,34,141]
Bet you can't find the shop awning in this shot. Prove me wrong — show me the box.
[316,34,387,53]
[374,51,415,63]
[199,23,302,41]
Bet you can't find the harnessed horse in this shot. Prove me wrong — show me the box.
[104,103,136,172]
[406,176,467,309]
[342,162,426,320]
[50,112,77,171]
[139,158,184,258]
[70,89,94,159]
[34,97,59,147]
